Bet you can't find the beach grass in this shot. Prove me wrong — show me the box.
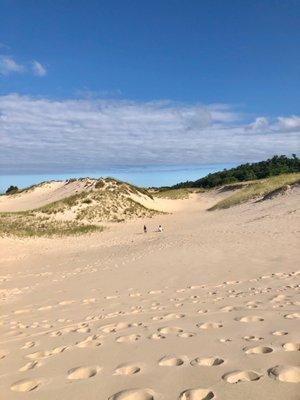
[209,173,300,210]
[155,188,203,199]
[0,211,102,238]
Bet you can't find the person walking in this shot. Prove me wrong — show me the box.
[143,225,147,233]
[158,224,163,232]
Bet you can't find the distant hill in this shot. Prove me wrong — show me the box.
[172,155,300,189]
[0,177,160,237]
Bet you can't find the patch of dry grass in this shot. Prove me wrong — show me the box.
[0,212,102,237]
[209,173,300,210]
[155,188,204,199]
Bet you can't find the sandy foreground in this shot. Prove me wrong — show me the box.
[0,190,299,400]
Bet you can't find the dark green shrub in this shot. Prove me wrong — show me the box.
[6,185,19,195]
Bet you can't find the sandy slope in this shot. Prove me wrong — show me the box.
[0,189,299,400]
[0,178,181,217]
[0,180,88,212]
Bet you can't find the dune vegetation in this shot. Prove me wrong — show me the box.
[209,173,300,210]
[0,212,102,237]
[0,178,159,237]
[155,188,193,199]
[173,155,300,189]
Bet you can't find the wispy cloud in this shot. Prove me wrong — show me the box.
[0,56,47,77]
[0,42,10,50]
[247,117,269,132]
[0,56,24,76]
[31,60,47,76]
[0,94,299,174]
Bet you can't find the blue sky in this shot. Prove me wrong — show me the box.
[0,0,299,188]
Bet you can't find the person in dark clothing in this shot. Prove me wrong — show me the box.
[143,225,147,233]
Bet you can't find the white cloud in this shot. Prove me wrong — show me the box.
[0,94,299,174]
[32,60,47,77]
[246,115,300,134]
[0,56,24,75]
[247,117,269,132]
[0,56,47,77]
[275,116,300,132]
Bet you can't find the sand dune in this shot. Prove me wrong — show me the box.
[0,187,299,399]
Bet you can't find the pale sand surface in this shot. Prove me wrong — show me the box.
[0,190,299,399]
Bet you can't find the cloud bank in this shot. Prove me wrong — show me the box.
[0,94,299,174]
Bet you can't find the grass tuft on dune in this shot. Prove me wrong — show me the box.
[209,173,300,210]
[0,212,102,237]
[155,188,204,199]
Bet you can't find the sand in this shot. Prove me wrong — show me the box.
[0,189,299,399]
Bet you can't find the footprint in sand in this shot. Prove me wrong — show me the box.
[129,293,142,297]
[76,335,102,348]
[11,379,41,392]
[222,370,262,383]
[271,330,288,336]
[244,346,273,354]
[191,357,224,366]
[75,327,91,333]
[197,322,223,329]
[67,366,100,380]
[38,305,53,311]
[270,294,287,303]
[268,365,300,383]
[235,316,264,323]
[51,346,68,354]
[114,364,141,375]
[50,330,63,337]
[158,326,183,334]
[116,334,141,343]
[152,313,185,321]
[62,327,77,334]
[26,350,51,360]
[109,389,155,400]
[243,335,263,341]
[149,333,166,340]
[284,313,300,319]
[219,338,232,343]
[0,350,9,359]
[220,306,236,312]
[189,285,203,290]
[19,361,40,371]
[59,300,75,306]
[178,332,196,338]
[101,322,132,333]
[158,355,186,366]
[83,298,96,304]
[179,389,215,400]
[282,343,300,351]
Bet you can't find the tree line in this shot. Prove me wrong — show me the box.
[172,155,300,189]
